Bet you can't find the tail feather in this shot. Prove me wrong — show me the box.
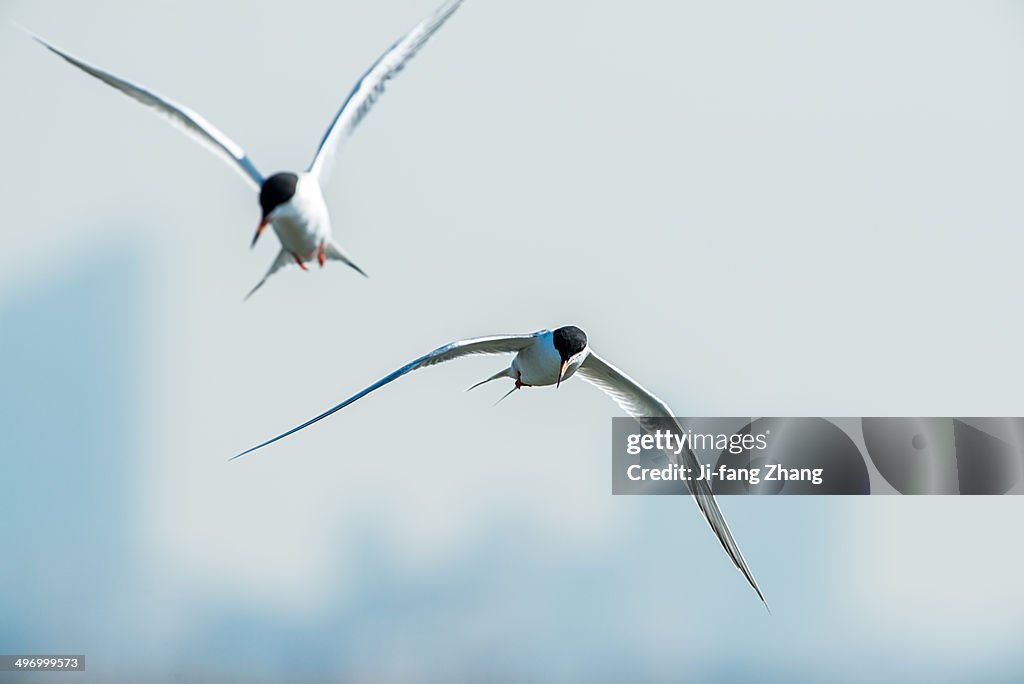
[466,368,513,392]
[324,239,368,278]
[244,248,292,301]
[493,385,519,406]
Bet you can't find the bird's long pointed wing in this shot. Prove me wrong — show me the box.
[307,0,464,184]
[29,30,264,189]
[577,350,769,609]
[234,331,540,459]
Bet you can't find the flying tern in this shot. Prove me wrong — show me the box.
[235,326,768,607]
[27,0,464,298]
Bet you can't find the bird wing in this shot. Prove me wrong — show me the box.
[234,331,541,459]
[306,0,465,184]
[576,350,768,608]
[30,31,264,189]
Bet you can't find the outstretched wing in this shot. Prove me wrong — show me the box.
[30,31,264,189]
[234,331,541,459]
[576,350,768,609]
[307,0,465,184]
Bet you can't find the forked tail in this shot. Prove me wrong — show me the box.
[466,367,513,392]
[325,239,368,278]
[244,248,292,301]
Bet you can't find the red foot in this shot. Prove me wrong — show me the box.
[293,253,308,271]
[514,372,532,389]
[318,242,326,268]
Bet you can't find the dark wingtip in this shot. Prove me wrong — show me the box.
[758,591,772,615]
[230,445,260,461]
[750,580,770,613]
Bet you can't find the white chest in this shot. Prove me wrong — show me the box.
[270,176,330,256]
[513,333,583,387]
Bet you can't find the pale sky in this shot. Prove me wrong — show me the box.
[2,0,1024,681]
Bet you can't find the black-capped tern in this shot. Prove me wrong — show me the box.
[25,0,464,299]
[235,326,768,607]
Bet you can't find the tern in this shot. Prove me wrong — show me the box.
[235,326,768,607]
[26,0,464,298]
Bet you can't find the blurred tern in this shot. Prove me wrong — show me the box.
[234,326,768,607]
[25,0,464,299]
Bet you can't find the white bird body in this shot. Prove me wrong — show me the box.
[26,0,465,298]
[511,330,584,386]
[233,326,768,608]
[268,173,331,262]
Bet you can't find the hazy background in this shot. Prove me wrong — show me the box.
[3,0,1024,681]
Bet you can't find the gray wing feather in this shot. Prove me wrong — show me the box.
[234,331,540,459]
[307,0,465,183]
[577,351,768,608]
[31,31,264,189]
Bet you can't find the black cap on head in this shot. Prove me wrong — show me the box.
[552,325,587,361]
[259,172,298,218]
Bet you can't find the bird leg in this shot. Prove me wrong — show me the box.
[292,253,308,271]
[318,241,326,268]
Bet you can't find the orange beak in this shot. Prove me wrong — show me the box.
[251,216,270,248]
[557,360,570,388]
